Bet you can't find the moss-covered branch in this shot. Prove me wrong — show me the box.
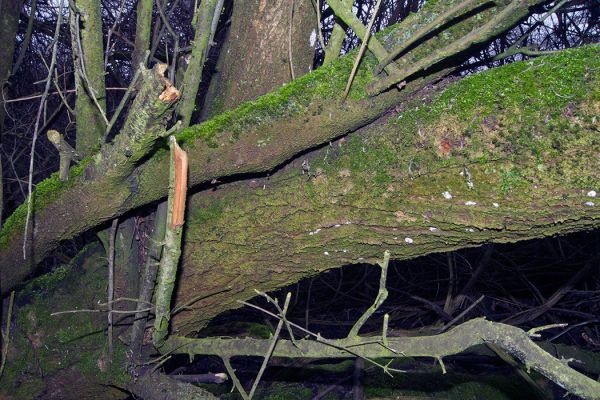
[176,0,220,127]
[94,64,180,180]
[326,0,400,75]
[167,45,600,334]
[163,318,600,399]
[0,0,589,293]
[367,0,550,95]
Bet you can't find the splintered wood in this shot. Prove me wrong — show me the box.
[170,137,188,228]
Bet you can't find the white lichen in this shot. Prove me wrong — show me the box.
[465,201,477,206]
[309,29,317,47]
[405,237,414,244]
[442,191,453,200]
[584,201,595,207]
[587,190,597,198]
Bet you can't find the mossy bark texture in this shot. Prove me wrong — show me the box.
[169,45,600,334]
[0,1,595,295]
[70,0,107,155]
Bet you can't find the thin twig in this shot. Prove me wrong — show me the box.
[223,357,249,400]
[248,292,292,399]
[207,0,225,53]
[104,0,128,68]
[255,290,298,347]
[156,0,179,83]
[171,286,233,315]
[4,87,127,104]
[98,297,155,308]
[439,295,485,333]
[314,0,327,51]
[51,307,153,316]
[494,0,570,61]
[12,0,39,75]
[348,250,389,337]
[23,0,64,259]
[342,0,383,100]
[288,0,296,81]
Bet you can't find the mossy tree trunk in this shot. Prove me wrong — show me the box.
[0,0,594,298]
[71,0,107,155]
[0,0,599,396]
[131,0,154,69]
[169,46,600,334]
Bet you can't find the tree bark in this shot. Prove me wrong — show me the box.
[0,0,22,137]
[202,0,317,118]
[0,0,23,229]
[131,0,154,69]
[71,0,107,155]
[0,0,586,294]
[166,44,600,334]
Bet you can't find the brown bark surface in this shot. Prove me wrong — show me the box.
[0,0,588,295]
[203,0,317,117]
[168,46,600,334]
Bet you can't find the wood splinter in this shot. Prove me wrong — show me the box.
[170,136,188,228]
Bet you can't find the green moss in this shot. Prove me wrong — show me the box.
[0,246,131,398]
[332,45,600,197]
[21,265,70,300]
[403,45,599,127]
[0,156,92,250]
[499,167,525,195]
[248,323,273,339]
[176,51,372,147]
[189,200,225,225]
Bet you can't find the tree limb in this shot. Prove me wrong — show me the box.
[163,318,600,400]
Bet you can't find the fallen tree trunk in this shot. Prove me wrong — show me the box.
[169,45,600,334]
[0,0,548,293]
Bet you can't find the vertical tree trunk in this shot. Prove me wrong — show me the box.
[71,0,107,155]
[131,0,154,69]
[0,0,22,134]
[0,0,23,229]
[177,0,221,126]
[203,0,317,117]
